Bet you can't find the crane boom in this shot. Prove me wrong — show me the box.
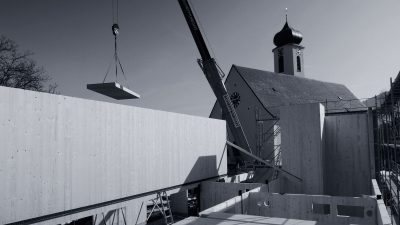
[178,0,252,154]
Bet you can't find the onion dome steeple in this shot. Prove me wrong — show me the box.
[272,9,305,77]
[273,11,303,47]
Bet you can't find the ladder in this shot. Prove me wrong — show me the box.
[158,191,174,225]
[147,191,174,224]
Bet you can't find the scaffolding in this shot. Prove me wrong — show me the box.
[375,73,400,223]
[255,107,281,179]
[255,107,281,164]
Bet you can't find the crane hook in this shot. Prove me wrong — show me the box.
[112,23,119,36]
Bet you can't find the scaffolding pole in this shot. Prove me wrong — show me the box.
[375,75,400,223]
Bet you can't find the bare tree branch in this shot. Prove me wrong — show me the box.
[0,35,58,93]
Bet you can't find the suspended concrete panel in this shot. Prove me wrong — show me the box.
[0,86,227,224]
[87,82,140,100]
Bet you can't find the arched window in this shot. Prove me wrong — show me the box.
[278,56,284,73]
[297,56,301,72]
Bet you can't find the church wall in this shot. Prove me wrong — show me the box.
[273,44,304,77]
[282,46,295,74]
[210,66,276,160]
[290,46,305,77]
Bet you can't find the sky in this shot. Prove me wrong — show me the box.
[1,0,399,117]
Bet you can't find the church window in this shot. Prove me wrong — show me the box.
[278,56,284,73]
[297,56,301,72]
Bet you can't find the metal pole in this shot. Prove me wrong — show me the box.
[375,95,381,182]
[390,78,399,214]
[383,93,391,206]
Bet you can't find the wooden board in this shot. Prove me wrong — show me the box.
[87,82,140,100]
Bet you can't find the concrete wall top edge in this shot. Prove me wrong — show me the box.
[0,86,223,123]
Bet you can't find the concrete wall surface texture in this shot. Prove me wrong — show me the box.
[200,186,263,216]
[371,180,391,225]
[280,103,325,195]
[37,195,153,225]
[0,86,227,224]
[200,185,382,225]
[200,181,262,211]
[200,187,382,225]
[247,192,377,225]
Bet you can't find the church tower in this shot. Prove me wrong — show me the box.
[272,15,305,77]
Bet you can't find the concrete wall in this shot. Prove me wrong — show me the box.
[324,112,373,196]
[200,186,263,216]
[38,195,152,225]
[200,181,262,211]
[247,192,377,225]
[170,190,189,216]
[372,180,391,225]
[200,186,380,225]
[0,86,227,224]
[280,103,325,194]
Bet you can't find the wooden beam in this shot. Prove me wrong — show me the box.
[226,141,302,182]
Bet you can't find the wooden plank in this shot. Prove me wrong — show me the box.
[226,141,302,182]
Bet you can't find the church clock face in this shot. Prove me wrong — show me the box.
[230,92,241,108]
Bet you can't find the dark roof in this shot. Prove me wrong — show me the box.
[273,22,303,47]
[233,65,365,115]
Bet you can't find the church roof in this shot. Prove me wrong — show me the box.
[232,65,365,115]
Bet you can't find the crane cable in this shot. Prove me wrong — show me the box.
[112,0,118,24]
[103,0,128,85]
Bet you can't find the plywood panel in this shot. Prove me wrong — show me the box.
[0,86,227,224]
[324,113,372,196]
